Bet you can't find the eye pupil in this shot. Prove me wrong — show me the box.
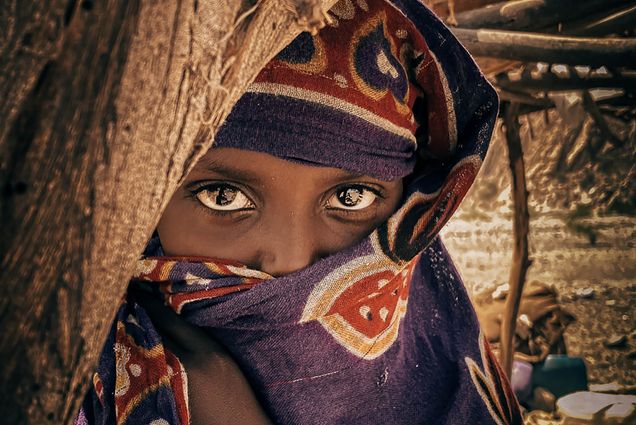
[338,188,363,206]
[215,187,237,206]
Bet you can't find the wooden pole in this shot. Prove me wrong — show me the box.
[453,28,636,66]
[454,0,631,31]
[500,102,532,378]
[497,89,555,108]
[563,4,636,36]
[581,90,625,147]
[495,73,636,92]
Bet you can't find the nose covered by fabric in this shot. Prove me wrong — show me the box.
[214,0,459,181]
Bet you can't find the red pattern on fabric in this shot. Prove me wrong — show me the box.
[466,333,524,425]
[326,260,415,339]
[483,339,523,425]
[254,0,451,154]
[412,158,479,243]
[166,282,260,311]
[92,373,104,407]
[113,322,172,424]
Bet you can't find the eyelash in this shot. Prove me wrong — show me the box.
[324,184,385,213]
[187,182,254,217]
[186,182,386,218]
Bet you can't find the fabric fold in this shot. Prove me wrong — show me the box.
[77,0,521,423]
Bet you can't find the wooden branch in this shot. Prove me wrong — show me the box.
[515,104,548,116]
[560,65,627,148]
[497,88,555,108]
[512,93,633,116]
[454,0,631,31]
[598,94,636,108]
[453,28,636,67]
[500,102,532,378]
[0,0,338,423]
[563,4,636,37]
[581,90,625,147]
[496,73,636,93]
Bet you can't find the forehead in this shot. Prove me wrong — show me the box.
[190,147,368,185]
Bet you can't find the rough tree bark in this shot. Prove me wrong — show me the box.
[0,1,337,423]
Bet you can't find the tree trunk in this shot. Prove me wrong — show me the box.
[0,1,336,423]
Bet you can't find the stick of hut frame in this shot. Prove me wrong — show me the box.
[453,29,636,67]
[452,0,632,31]
[500,102,533,378]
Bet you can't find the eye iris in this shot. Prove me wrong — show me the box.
[215,187,237,206]
[339,188,363,207]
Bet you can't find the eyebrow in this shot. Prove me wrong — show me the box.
[195,156,376,185]
[194,160,264,184]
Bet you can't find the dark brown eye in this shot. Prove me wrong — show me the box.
[195,185,254,211]
[214,187,237,206]
[327,186,378,210]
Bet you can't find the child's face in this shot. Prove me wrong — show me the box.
[157,148,403,276]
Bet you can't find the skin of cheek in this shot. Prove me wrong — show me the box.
[157,184,403,272]
[156,193,257,262]
[156,163,403,274]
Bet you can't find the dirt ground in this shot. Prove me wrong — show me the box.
[441,211,636,387]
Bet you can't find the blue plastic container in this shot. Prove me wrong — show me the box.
[532,355,588,398]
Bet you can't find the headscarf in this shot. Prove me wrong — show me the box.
[78,1,521,424]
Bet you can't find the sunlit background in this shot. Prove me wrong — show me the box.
[441,99,635,418]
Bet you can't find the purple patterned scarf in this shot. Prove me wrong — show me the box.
[78,1,522,423]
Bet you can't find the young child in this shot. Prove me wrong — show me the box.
[78,0,522,423]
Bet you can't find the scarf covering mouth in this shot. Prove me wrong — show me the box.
[78,0,522,424]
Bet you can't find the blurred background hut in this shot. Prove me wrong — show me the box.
[430,0,635,422]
